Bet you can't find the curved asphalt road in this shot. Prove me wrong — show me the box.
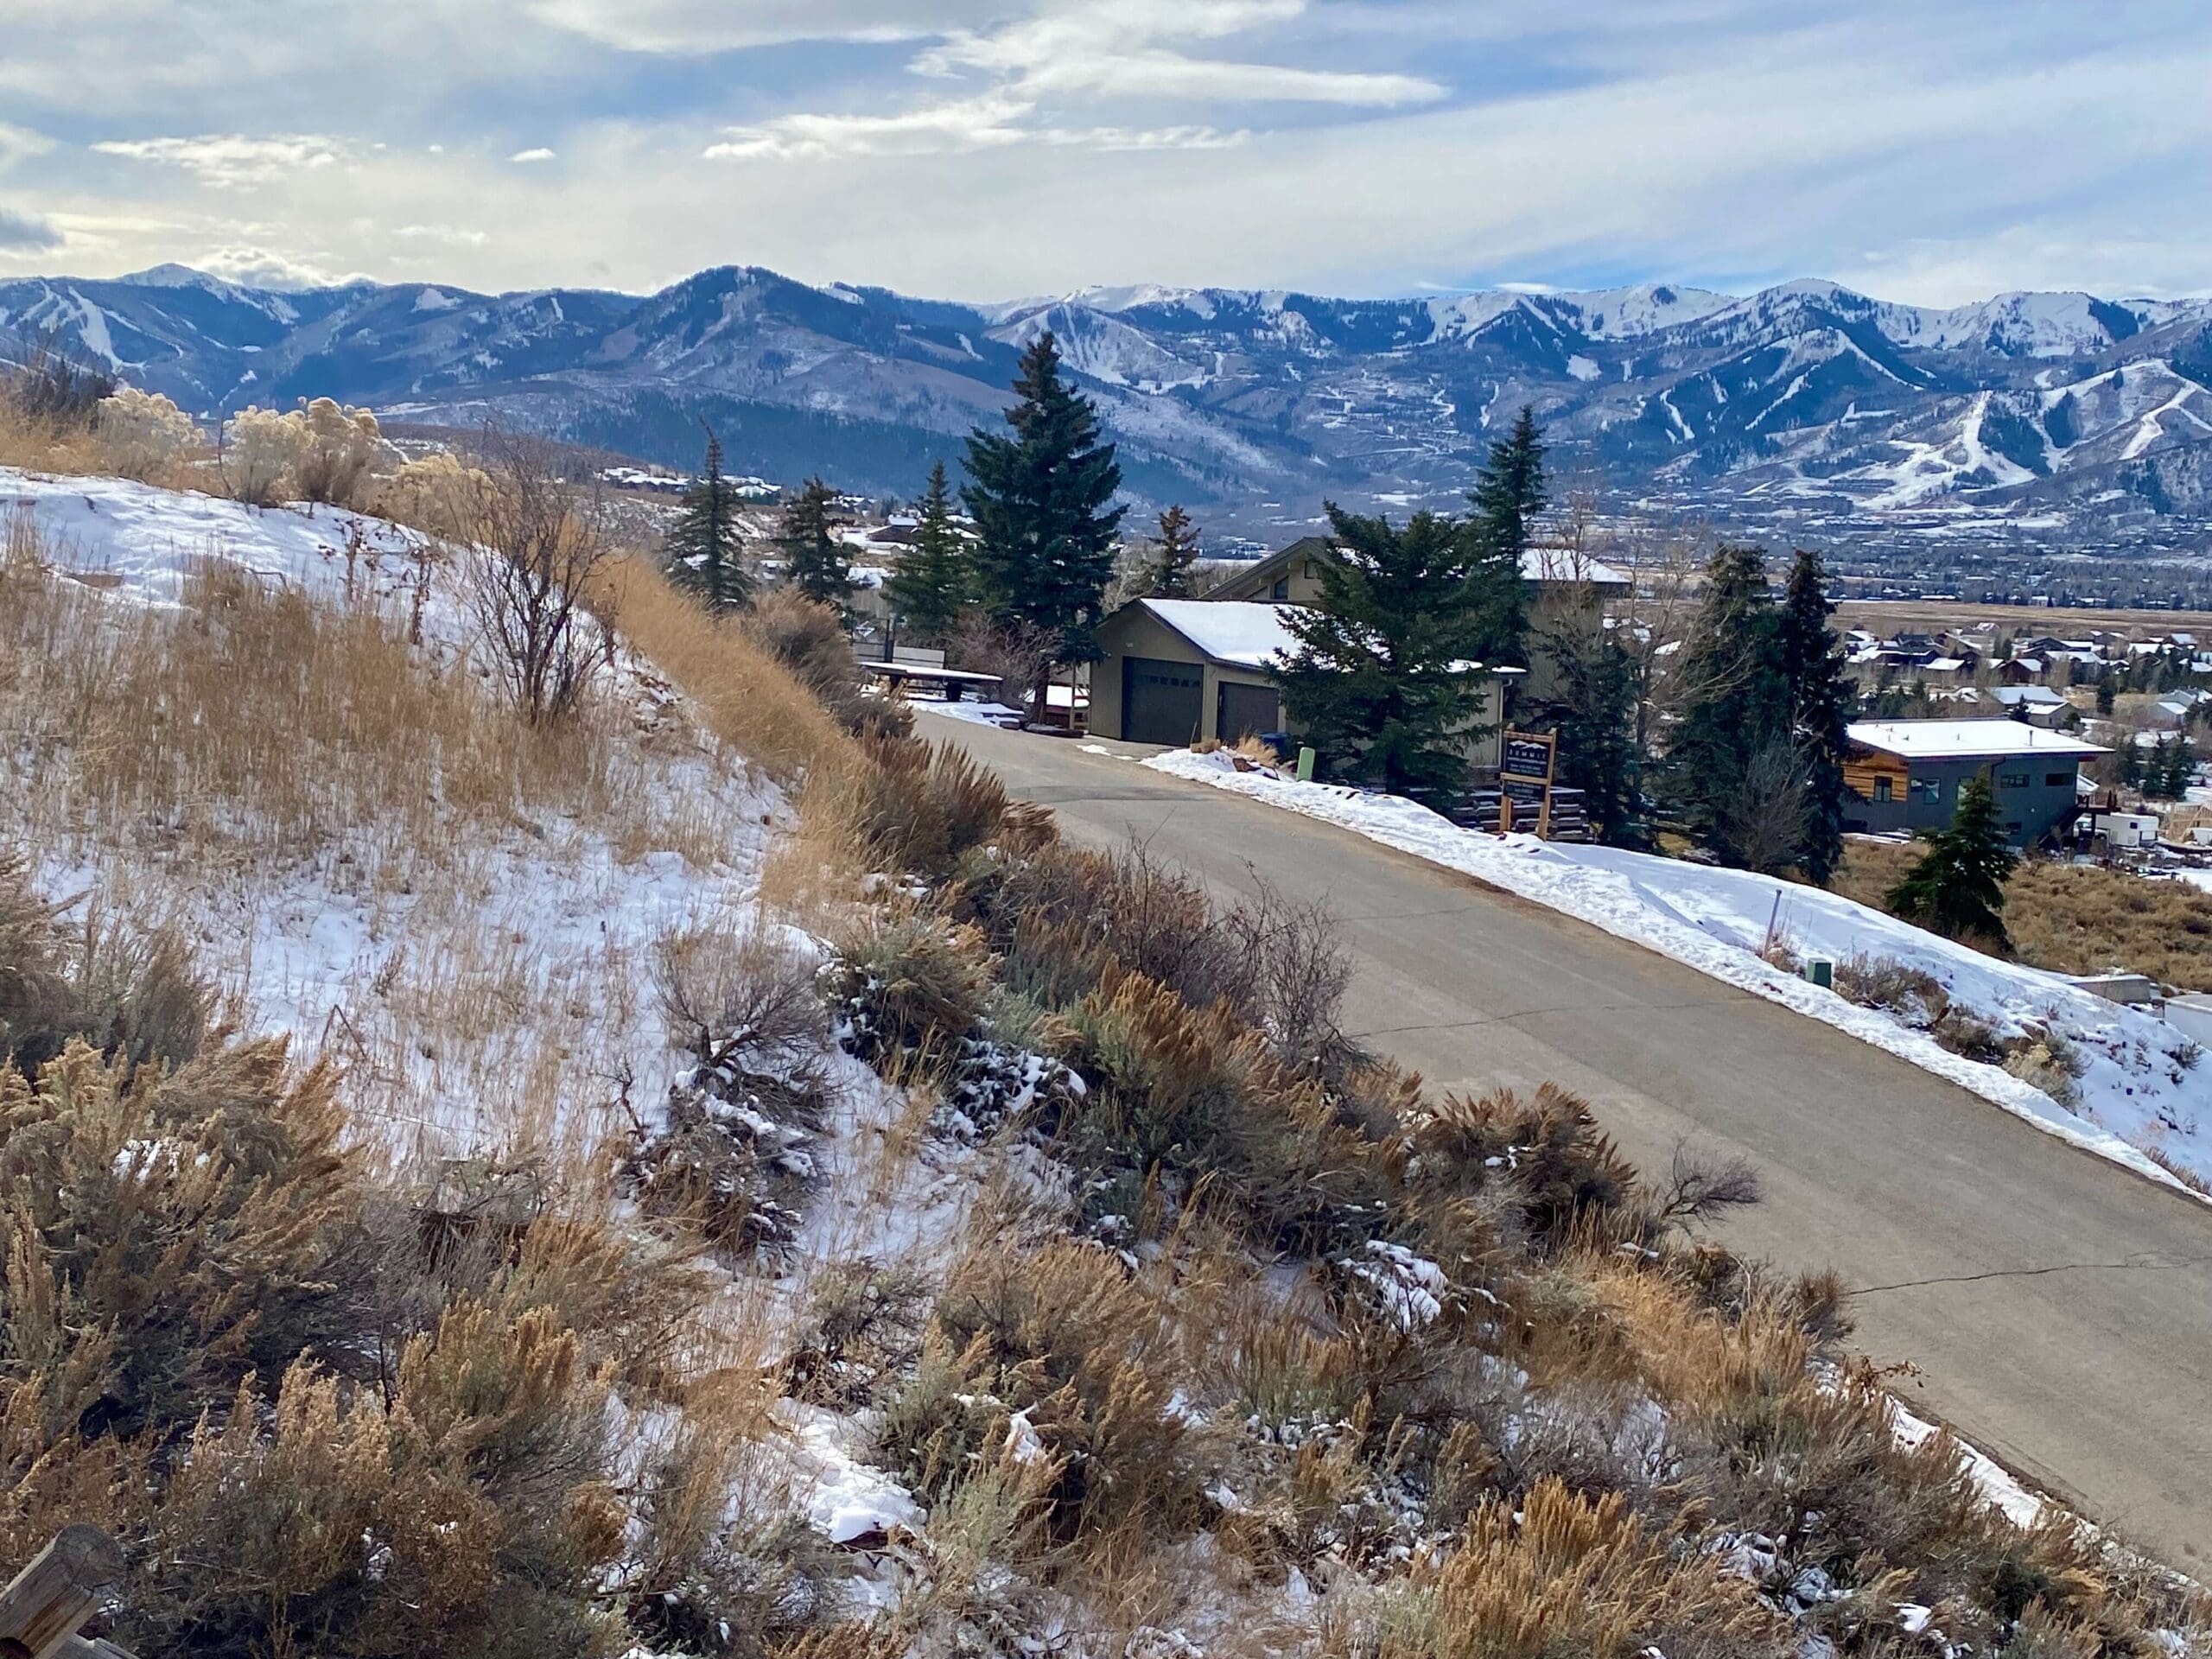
[925,711,2212,1570]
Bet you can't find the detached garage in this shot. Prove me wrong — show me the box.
[1090,600,1293,747]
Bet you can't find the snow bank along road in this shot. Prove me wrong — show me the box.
[925,713,2212,1573]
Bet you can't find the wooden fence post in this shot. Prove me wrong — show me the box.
[0,1526,127,1659]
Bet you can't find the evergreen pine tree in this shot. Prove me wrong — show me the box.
[1773,549,1855,883]
[1463,405,1545,665]
[1275,504,1497,798]
[663,427,752,611]
[2120,735,2144,791]
[882,461,970,645]
[962,333,1126,707]
[1536,616,1641,842]
[1662,544,1792,867]
[2176,735,2199,797]
[778,477,852,611]
[1886,773,2017,950]
[1144,505,1201,599]
[2095,674,2117,716]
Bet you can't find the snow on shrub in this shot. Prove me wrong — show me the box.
[94,385,198,480]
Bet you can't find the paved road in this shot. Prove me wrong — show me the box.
[925,712,2212,1570]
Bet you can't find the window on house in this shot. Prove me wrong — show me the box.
[1269,576,1290,601]
[1997,771,2029,789]
[1873,777,1893,802]
[1909,777,1942,804]
[2045,772,2073,787]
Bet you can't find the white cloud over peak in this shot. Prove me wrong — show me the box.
[92,133,349,188]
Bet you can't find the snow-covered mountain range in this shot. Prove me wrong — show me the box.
[9,262,2212,542]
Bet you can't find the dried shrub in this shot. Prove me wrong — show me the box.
[881,1238,1214,1541]
[624,922,833,1255]
[827,912,993,1065]
[745,588,910,741]
[94,386,199,481]
[1396,1084,1640,1253]
[1350,1478,1796,1659]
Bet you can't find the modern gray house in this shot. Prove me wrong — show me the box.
[1841,720,2107,845]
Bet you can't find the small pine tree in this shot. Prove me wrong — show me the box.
[1538,616,1641,842]
[779,477,852,611]
[883,461,970,645]
[2095,674,2117,716]
[1275,504,1497,798]
[963,333,1126,708]
[1463,405,1545,665]
[1144,504,1201,599]
[1662,544,1790,866]
[1886,773,2017,950]
[2176,735,2199,797]
[1773,549,1854,883]
[663,427,753,612]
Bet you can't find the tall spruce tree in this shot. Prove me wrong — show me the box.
[1663,544,1792,867]
[1886,773,2017,950]
[778,477,853,611]
[1144,504,1201,599]
[1463,405,1546,665]
[1535,614,1641,843]
[1276,504,1497,798]
[883,461,969,645]
[1773,549,1854,883]
[963,333,1126,705]
[663,427,752,611]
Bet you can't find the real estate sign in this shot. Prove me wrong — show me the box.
[1498,728,1558,838]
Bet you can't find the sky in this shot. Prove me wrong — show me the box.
[3,0,2211,306]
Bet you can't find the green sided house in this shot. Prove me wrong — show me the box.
[1090,597,1521,766]
[1090,599,1300,747]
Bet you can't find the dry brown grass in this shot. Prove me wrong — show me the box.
[1837,840,2212,991]
[600,554,860,789]
[1,518,766,1165]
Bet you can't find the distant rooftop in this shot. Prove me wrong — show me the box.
[1847,719,2108,761]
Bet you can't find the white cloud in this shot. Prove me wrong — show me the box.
[510,147,557,163]
[708,93,1035,161]
[0,123,55,172]
[91,133,348,188]
[195,244,364,289]
[395,222,490,246]
[915,0,1444,106]
[518,0,994,52]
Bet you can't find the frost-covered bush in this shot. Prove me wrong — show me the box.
[372,449,489,539]
[292,396,387,506]
[221,404,304,505]
[94,385,199,480]
[220,397,389,508]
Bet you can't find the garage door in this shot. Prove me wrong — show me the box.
[1217,681,1281,745]
[1122,657,1203,746]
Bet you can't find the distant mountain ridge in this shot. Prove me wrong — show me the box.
[8,261,2212,543]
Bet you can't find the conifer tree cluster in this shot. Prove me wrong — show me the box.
[1144,505,1202,599]
[662,427,753,612]
[1281,410,1547,798]
[962,334,1126,708]
[1886,773,2017,950]
[779,476,853,611]
[882,461,971,645]
[1661,545,1855,878]
[1277,505,1500,797]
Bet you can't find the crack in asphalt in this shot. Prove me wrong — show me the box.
[1851,1252,2212,1296]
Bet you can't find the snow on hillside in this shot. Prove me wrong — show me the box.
[1147,749,2209,1197]
[3,467,781,1157]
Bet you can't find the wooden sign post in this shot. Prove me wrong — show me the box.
[0,1526,131,1659]
[1499,728,1559,840]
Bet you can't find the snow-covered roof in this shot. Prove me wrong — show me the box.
[1847,720,2108,761]
[1990,686,2064,706]
[1520,548,1631,587]
[1138,599,1301,668]
[1922,656,1968,672]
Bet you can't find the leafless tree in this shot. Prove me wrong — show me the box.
[455,425,617,725]
[946,613,1059,714]
[1715,734,1811,875]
